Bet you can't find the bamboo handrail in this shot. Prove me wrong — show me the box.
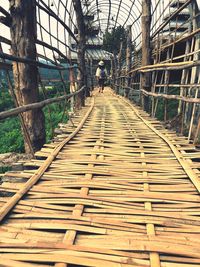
[0,86,86,120]
[141,89,200,104]
[154,84,200,88]
[129,60,200,74]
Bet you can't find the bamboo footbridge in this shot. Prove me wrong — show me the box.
[0,88,200,267]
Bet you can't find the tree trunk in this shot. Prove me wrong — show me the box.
[10,0,45,153]
[141,0,151,111]
[72,0,86,109]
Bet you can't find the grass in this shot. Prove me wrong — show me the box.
[0,166,11,174]
[0,86,70,154]
[0,117,24,153]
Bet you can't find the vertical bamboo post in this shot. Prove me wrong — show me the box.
[10,0,45,153]
[178,39,190,115]
[72,0,86,109]
[185,2,200,132]
[113,55,118,91]
[116,40,123,94]
[194,117,200,144]
[163,48,170,122]
[110,57,114,89]
[69,65,76,112]
[125,25,132,98]
[188,87,198,141]
[141,0,151,112]
[90,59,94,92]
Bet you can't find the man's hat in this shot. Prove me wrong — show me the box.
[98,60,104,66]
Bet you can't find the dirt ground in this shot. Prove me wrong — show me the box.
[0,153,32,169]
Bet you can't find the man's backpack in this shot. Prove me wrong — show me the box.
[100,68,106,79]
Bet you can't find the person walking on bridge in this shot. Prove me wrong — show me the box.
[96,60,108,93]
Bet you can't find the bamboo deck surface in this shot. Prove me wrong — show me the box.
[0,88,200,267]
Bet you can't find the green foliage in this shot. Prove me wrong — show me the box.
[103,26,127,56]
[156,99,178,121]
[39,65,69,82]
[0,90,15,112]
[39,83,70,100]
[44,102,69,143]
[155,86,179,120]
[0,117,24,153]
[0,166,11,174]
[0,84,70,154]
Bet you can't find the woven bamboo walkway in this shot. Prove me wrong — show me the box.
[0,88,200,267]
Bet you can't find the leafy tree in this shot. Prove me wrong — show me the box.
[103,26,127,56]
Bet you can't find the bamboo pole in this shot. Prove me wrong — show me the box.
[153,27,200,56]
[116,40,123,94]
[194,117,200,144]
[141,0,151,111]
[0,51,67,70]
[0,87,85,120]
[178,39,191,115]
[125,25,132,98]
[188,87,198,141]
[141,89,200,104]
[130,60,198,74]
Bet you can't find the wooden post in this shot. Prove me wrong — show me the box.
[85,58,90,97]
[163,48,170,122]
[112,55,117,91]
[125,25,132,98]
[194,117,200,144]
[141,0,151,111]
[10,0,45,153]
[69,65,76,112]
[89,59,94,92]
[72,0,86,109]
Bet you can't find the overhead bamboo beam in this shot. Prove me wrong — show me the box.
[0,36,11,45]
[36,40,70,63]
[0,6,10,17]
[35,1,78,43]
[0,52,66,70]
